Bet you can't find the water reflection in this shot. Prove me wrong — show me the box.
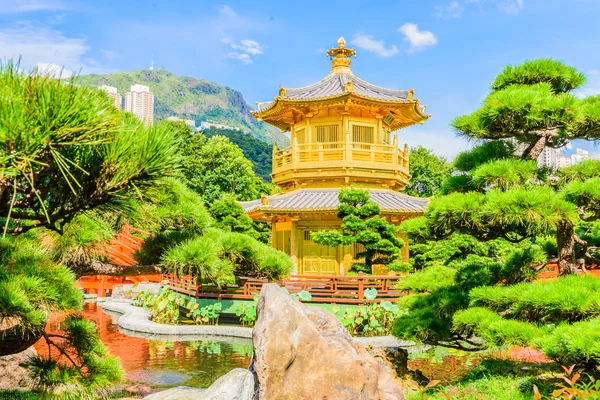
[81,303,252,388]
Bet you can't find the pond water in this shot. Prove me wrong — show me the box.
[79,303,252,388]
[69,303,549,389]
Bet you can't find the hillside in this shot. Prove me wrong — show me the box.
[203,127,273,182]
[75,69,289,146]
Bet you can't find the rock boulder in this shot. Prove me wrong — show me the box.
[252,283,405,400]
[143,368,254,400]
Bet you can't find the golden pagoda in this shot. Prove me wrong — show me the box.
[241,37,430,276]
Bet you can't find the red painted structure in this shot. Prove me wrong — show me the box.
[76,225,162,296]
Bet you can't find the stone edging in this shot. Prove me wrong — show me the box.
[100,300,253,339]
[100,300,421,349]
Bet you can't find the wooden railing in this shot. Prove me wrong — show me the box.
[272,135,409,176]
[166,272,406,304]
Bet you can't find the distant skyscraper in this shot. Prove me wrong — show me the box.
[537,147,558,169]
[556,154,572,169]
[125,84,155,125]
[571,148,591,165]
[99,85,122,109]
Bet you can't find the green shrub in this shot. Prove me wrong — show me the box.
[469,275,600,323]
[453,307,539,346]
[535,318,600,366]
[398,266,456,293]
[162,229,293,285]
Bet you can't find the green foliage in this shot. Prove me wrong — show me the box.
[186,301,222,325]
[404,146,452,197]
[134,288,181,324]
[204,127,273,182]
[210,194,270,243]
[75,69,289,146]
[235,302,257,327]
[471,159,538,191]
[399,266,456,293]
[535,318,600,366]
[491,59,586,93]
[25,315,123,398]
[454,141,517,173]
[161,229,292,284]
[312,188,404,273]
[180,134,270,203]
[0,234,82,331]
[0,62,182,235]
[452,307,540,346]
[469,275,600,323]
[328,301,401,337]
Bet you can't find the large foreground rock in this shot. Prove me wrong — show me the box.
[252,284,405,400]
[0,346,36,390]
[144,368,254,400]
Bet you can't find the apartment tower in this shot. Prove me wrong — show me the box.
[99,85,123,109]
[125,84,155,125]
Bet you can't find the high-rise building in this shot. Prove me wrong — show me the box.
[99,85,123,109]
[537,147,558,169]
[571,148,591,165]
[556,154,572,169]
[125,84,155,125]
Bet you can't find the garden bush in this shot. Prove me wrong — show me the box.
[469,275,600,323]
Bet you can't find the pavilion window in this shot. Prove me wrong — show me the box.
[352,125,374,149]
[315,125,339,148]
[383,128,391,145]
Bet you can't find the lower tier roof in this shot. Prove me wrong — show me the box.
[240,188,429,215]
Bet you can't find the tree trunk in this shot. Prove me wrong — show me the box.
[556,220,578,275]
[523,136,547,160]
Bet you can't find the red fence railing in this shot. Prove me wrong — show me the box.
[166,272,406,304]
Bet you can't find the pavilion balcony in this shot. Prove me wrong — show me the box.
[272,135,410,190]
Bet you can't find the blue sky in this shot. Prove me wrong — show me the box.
[1,0,599,159]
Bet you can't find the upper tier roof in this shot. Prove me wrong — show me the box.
[256,73,412,112]
[252,37,429,132]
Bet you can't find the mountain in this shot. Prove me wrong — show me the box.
[75,69,289,146]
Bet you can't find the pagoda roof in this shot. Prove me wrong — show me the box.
[256,73,415,113]
[252,37,430,132]
[240,188,429,215]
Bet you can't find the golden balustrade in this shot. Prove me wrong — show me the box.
[271,135,410,189]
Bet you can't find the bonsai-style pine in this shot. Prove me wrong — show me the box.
[312,188,405,274]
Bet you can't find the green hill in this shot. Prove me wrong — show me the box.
[75,69,289,146]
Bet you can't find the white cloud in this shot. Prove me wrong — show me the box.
[445,0,525,17]
[228,52,253,64]
[35,61,72,78]
[0,21,110,75]
[0,0,66,13]
[398,23,438,53]
[221,37,265,64]
[577,70,600,98]
[435,1,464,18]
[351,34,399,57]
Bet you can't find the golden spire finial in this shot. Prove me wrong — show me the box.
[326,37,356,74]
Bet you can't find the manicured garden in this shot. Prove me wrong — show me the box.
[2,58,600,399]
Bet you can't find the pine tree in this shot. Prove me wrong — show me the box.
[312,188,404,274]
